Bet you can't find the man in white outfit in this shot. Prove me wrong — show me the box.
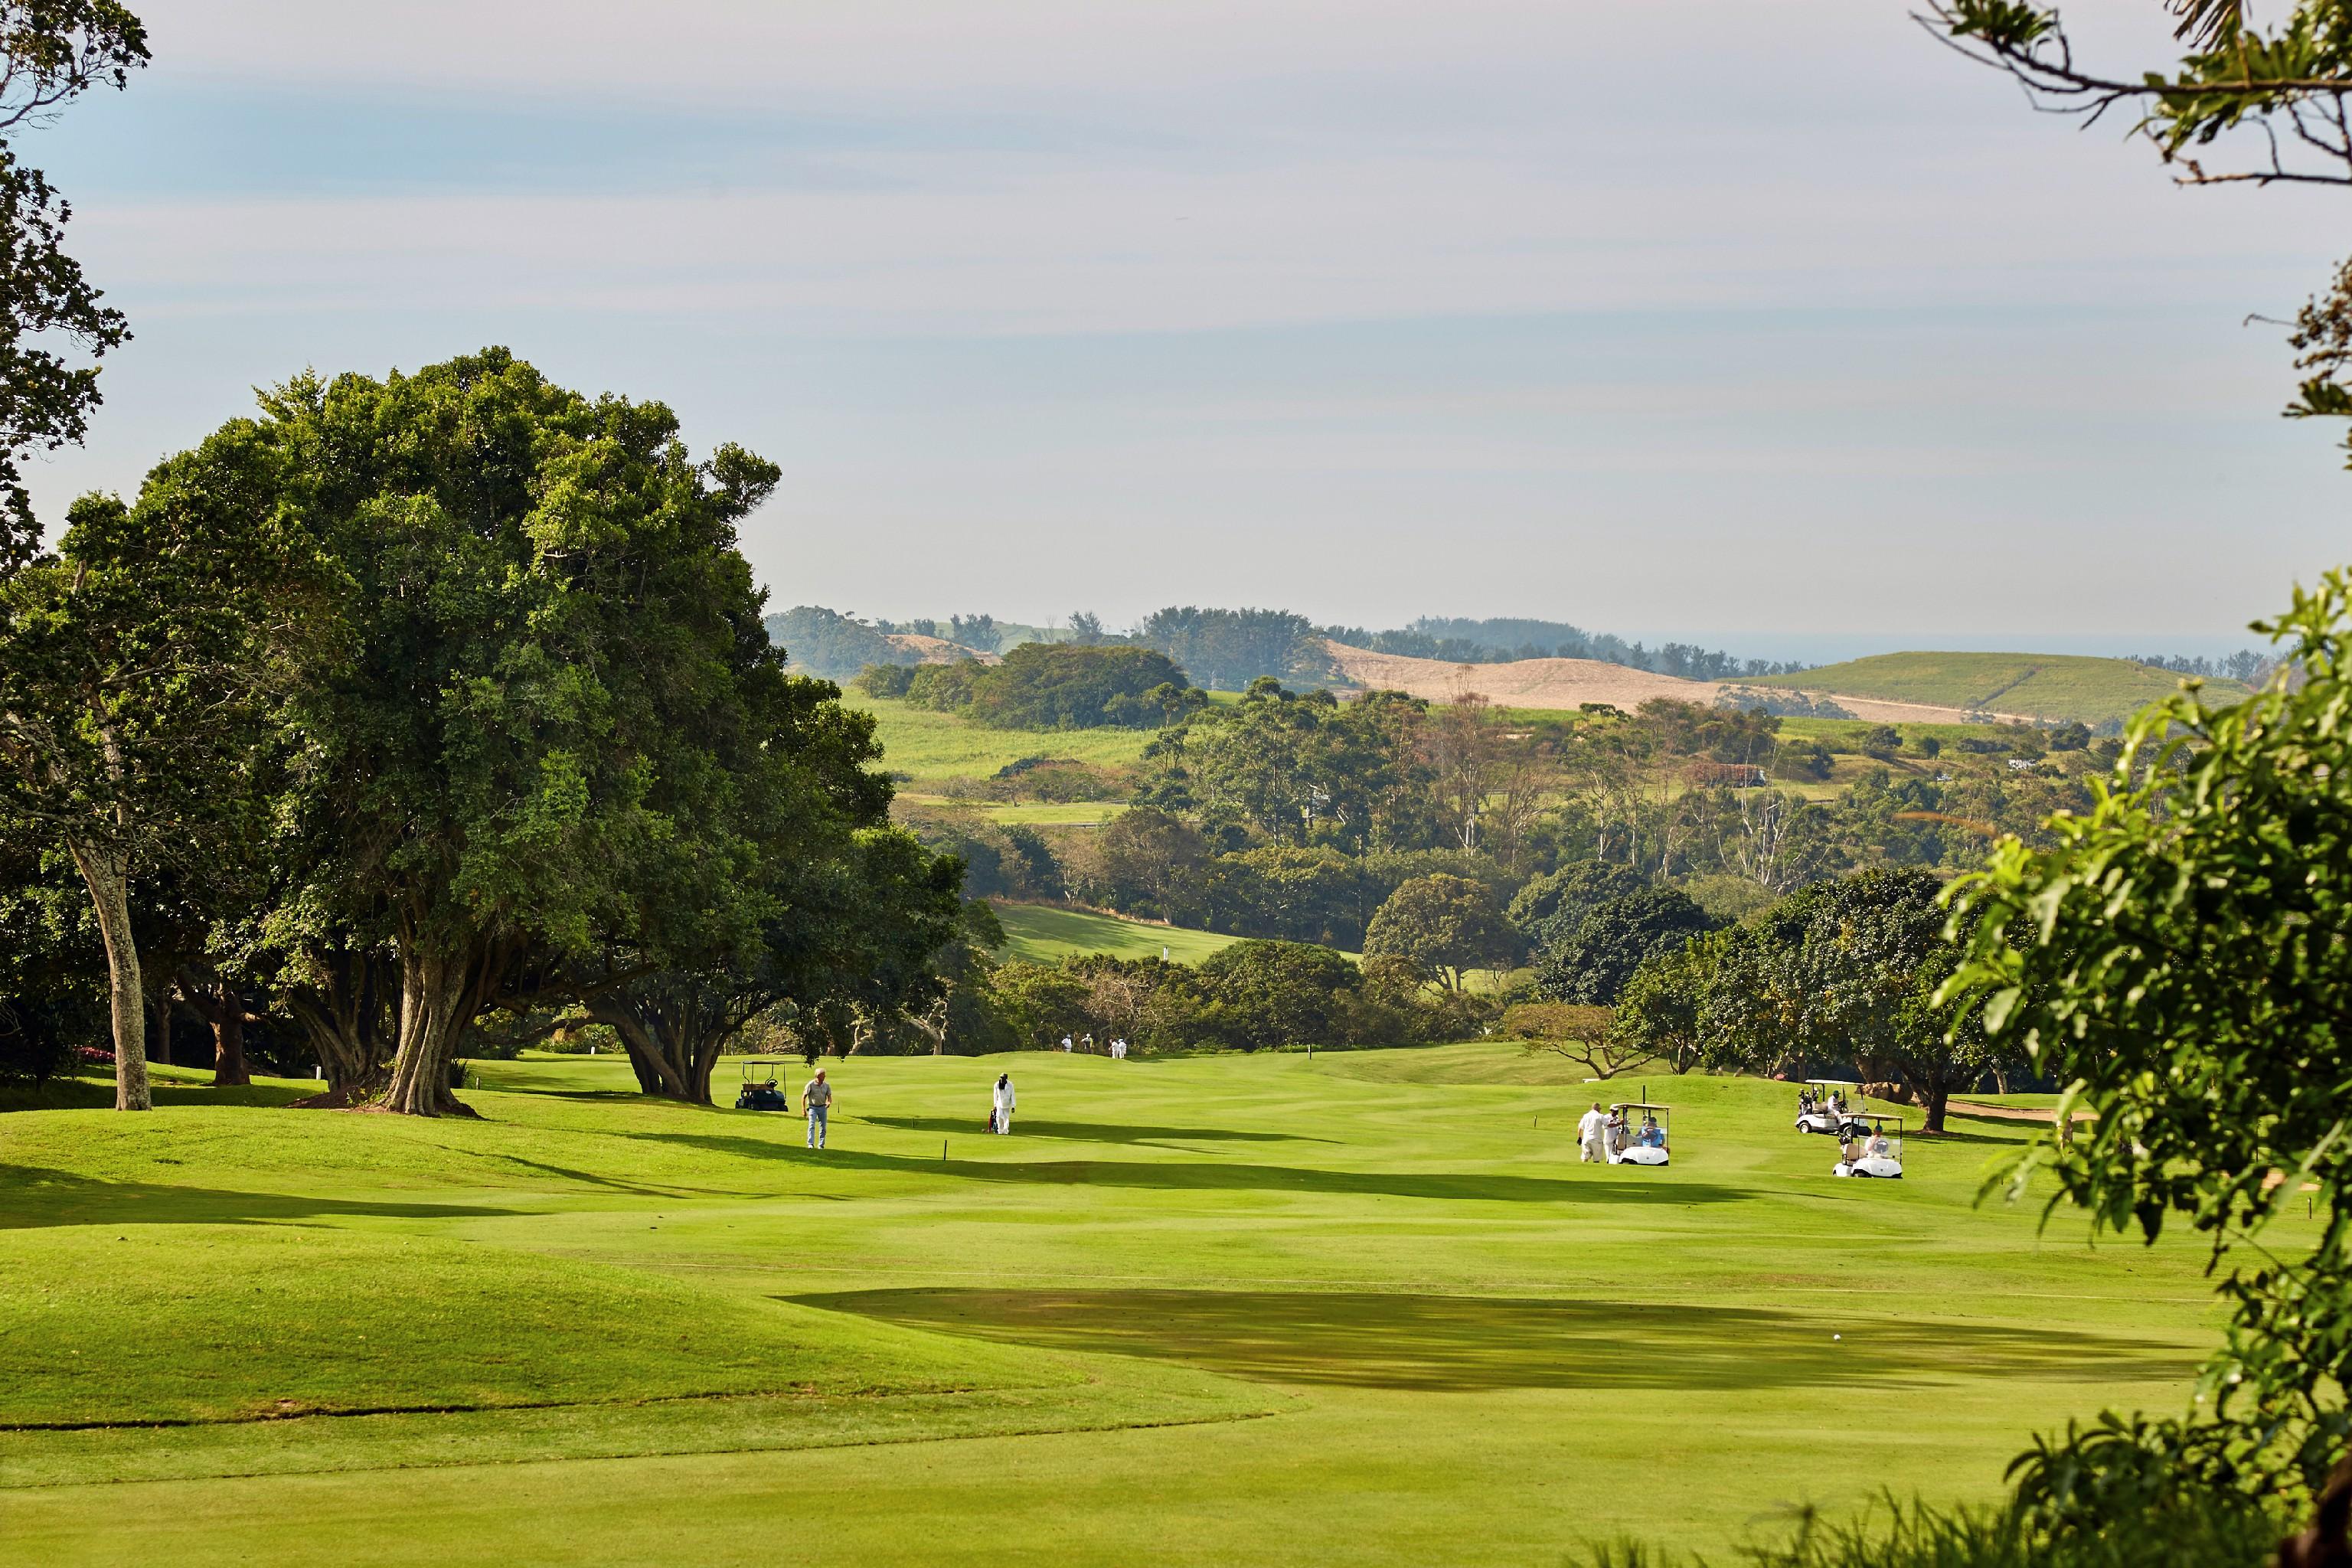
[1576,1101,1608,1165]
[992,1073,1016,1134]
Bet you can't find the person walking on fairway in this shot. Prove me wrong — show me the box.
[992,1073,1017,1135]
[1576,1101,1608,1165]
[802,1068,835,1150]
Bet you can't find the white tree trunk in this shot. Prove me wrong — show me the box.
[67,835,149,1112]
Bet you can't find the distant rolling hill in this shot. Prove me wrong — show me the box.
[1743,652,2245,726]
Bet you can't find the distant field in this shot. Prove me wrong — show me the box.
[847,697,1156,786]
[990,901,1242,965]
[1746,652,2243,726]
[897,797,1131,827]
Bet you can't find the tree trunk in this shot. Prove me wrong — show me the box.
[66,835,149,1111]
[211,975,250,1088]
[286,947,396,1093]
[590,1002,715,1104]
[380,943,475,1116]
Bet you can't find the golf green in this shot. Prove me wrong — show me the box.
[0,1045,2240,1566]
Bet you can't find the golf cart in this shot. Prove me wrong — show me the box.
[1832,1114,1903,1179]
[734,1061,790,1112]
[1606,1102,1671,1168]
[1794,1080,1866,1139]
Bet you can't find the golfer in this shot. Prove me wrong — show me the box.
[802,1067,834,1150]
[1576,1101,1608,1164]
[992,1072,1017,1134]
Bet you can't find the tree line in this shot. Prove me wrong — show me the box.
[857,642,1200,730]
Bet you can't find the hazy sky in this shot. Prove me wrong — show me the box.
[19,1,2348,658]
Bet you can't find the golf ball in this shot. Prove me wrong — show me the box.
[1832,1334,1841,1341]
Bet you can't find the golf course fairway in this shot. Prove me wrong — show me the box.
[0,1044,2241,1566]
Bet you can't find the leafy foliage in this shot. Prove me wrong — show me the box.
[1135,606,1328,691]
[1363,873,1512,992]
[1583,1486,2278,1568]
[1536,887,1718,1006]
[1944,570,2352,1496]
[767,606,908,681]
[0,1,147,567]
[962,643,1191,730]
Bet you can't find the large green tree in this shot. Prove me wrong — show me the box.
[1783,868,2001,1132]
[961,642,1188,730]
[0,481,302,1109]
[581,827,965,1103]
[1142,681,1434,851]
[1363,873,1512,993]
[1191,939,1367,1051]
[191,349,795,1114]
[1536,886,1717,1007]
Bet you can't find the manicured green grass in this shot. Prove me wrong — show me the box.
[990,900,1243,964]
[1743,652,2246,725]
[0,1044,2246,1566]
[848,696,1156,787]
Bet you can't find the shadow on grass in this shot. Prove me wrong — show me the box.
[800,1287,2199,1393]
[0,1165,518,1230]
[0,1076,318,1114]
[859,1114,1326,1147]
[611,1132,1746,1206]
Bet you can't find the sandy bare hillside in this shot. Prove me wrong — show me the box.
[1322,640,1727,710]
[887,633,1000,665]
[1321,640,1991,724]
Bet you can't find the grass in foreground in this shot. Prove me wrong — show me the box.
[0,1042,2252,1567]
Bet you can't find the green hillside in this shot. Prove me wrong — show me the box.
[848,696,1155,788]
[991,900,1243,965]
[1749,651,2247,724]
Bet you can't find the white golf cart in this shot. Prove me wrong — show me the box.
[1832,1113,1904,1179]
[1794,1080,1865,1139]
[1606,1102,1671,1168]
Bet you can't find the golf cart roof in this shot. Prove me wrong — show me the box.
[1610,1102,1671,1112]
[1805,1080,1860,1089]
[1859,1112,1903,1127]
